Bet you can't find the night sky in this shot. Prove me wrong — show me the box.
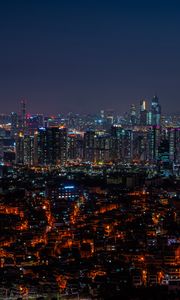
[0,0,180,114]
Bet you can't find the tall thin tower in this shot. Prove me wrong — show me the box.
[20,99,26,129]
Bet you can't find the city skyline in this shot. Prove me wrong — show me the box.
[0,94,178,116]
[1,2,180,299]
[1,0,180,113]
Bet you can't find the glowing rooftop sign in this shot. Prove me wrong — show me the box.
[64,185,75,189]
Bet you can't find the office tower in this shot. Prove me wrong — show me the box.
[130,104,137,125]
[150,96,161,126]
[139,99,148,125]
[147,126,161,161]
[83,130,95,162]
[111,125,133,162]
[20,99,27,130]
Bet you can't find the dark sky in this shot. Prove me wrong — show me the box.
[0,0,180,114]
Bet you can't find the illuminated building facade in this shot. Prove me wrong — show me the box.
[150,96,161,126]
[37,127,67,165]
[140,99,148,126]
[111,125,133,162]
[83,130,95,162]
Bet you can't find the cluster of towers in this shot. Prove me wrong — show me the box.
[15,126,68,165]
[12,96,180,167]
[129,96,161,126]
[15,123,180,167]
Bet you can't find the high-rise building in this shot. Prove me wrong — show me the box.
[150,96,161,126]
[147,126,161,161]
[67,133,78,160]
[59,126,68,164]
[111,125,133,162]
[132,130,148,162]
[11,112,18,135]
[167,127,180,164]
[174,128,180,164]
[67,132,84,161]
[37,127,48,165]
[94,132,111,163]
[15,132,24,164]
[139,99,148,125]
[23,135,35,165]
[105,110,114,128]
[83,130,95,162]
[37,126,67,165]
[130,104,137,125]
[19,99,27,130]
[158,139,170,163]
[15,132,35,165]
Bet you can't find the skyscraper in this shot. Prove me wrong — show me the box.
[11,112,18,136]
[58,126,68,165]
[111,125,133,162]
[83,130,95,162]
[139,99,148,125]
[130,104,137,125]
[18,99,27,130]
[36,126,67,165]
[15,132,24,164]
[150,96,161,126]
[148,126,161,161]
[94,132,111,163]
